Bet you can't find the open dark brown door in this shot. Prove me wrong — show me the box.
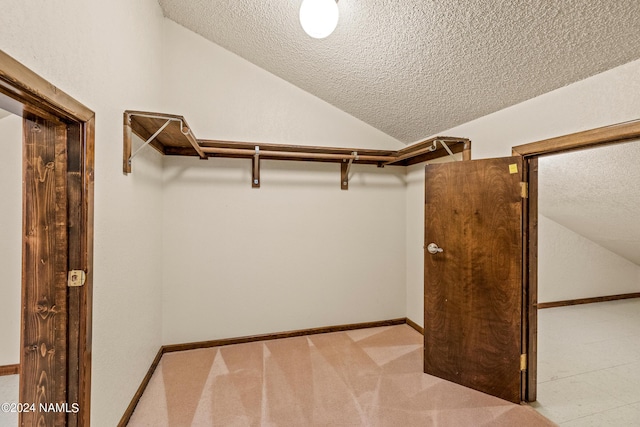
[424,156,524,403]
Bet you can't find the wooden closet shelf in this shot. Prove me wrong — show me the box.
[123,110,471,188]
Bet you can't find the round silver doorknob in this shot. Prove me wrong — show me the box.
[427,243,444,254]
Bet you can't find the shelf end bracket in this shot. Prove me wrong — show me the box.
[252,146,261,188]
[341,151,358,190]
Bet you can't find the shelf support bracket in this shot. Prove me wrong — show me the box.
[123,113,133,174]
[252,146,260,188]
[129,119,172,163]
[341,151,358,190]
[438,140,460,161]
[124,112,206,174]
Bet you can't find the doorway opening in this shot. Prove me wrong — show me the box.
[512,119,640,411]
[0,51,95,426]
[0,105,22,426]
[528,140,640,423]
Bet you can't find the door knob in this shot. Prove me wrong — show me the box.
[427,243,443,255]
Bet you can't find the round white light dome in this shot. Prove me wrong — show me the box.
[299,0,339,39]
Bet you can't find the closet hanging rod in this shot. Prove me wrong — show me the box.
[123,110,472,175]
[200,146,395,163]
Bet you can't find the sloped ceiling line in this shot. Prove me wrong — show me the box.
[539,140,640,266]
[158,0,640,144]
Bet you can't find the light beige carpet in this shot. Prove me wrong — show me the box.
[128,324,556,426]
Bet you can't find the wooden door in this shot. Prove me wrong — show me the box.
[20,113,69,426]
[424,157,524,403]
[1,49,94,426]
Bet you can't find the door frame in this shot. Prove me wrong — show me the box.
[512,118,640,402]
[0,50,95,425]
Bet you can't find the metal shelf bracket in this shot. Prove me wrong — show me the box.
[124,112,206,174]
[438,140,459,161]
[341,151,358,190]
[128,118,172,165]
[252,145,260,188]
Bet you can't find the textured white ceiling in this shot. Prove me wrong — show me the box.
[539,141,640,266]
[158,0,640,144]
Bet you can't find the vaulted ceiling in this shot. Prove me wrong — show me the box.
[158,0,640,144]
[539,141,640,266]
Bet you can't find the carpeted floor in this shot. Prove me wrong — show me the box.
[128,324,556,426]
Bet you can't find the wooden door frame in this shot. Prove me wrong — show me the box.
[0,50,94,425]
[512,118,640,402]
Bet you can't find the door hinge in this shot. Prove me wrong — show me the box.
[67,270,86,287]
[520,182,528,199]
[520,354,527,371]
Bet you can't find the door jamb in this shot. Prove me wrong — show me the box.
[0,50,95,426]
[512,118,640,402]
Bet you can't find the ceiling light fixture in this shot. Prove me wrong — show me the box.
[299,0,339,39]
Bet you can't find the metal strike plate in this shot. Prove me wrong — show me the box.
[68,270,86,287]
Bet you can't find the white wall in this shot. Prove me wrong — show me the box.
[0,114,22,366]
[161,20,407,345]
[162,159,407,343]
[0,1,165,425]
[538,215,640,302]
[161,20,403,150]
[407,58,640,326]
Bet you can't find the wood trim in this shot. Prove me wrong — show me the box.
[0,50,93,122]
[395,136,466,156]
[163,318,408,353]
[512,119,640,157]
[520,157,529,401]
[184,127,206,159]
[525,157,538,402]
[200,146,396,163]
[340,161,349,190]
[397,143,466,166]
[405,318,424,335]
[462,140,472,161]
[67,122,82,427]
[252,152,260,188]
[0,364,20,376]
[124,110,470,172]
[538,293,640,309]
[123,113,133,174]
[200,139,395,159]
[117,348,164,427]
[79,114,95,427]
[385,137,467,166]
